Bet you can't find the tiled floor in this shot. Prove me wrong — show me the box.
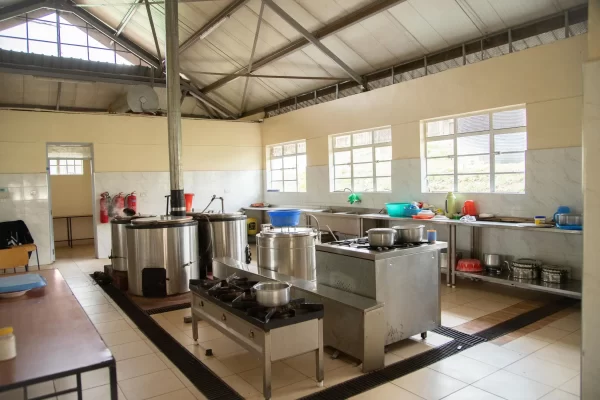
[2,245,581,400]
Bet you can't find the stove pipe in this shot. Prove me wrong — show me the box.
[165,0,185,216]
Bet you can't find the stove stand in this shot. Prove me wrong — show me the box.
[189,280,324,399]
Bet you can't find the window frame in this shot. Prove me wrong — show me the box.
[266,140,307,193]
[422,106,527,194]
[48,158,84,176]
[329,127,393,193]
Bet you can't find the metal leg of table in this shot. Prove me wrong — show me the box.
[263,332,272,400]
[76,373,83,400]
[109,363,118,400]
[68,217,73,248]
[191,313,199,342]
[316,318,324,386]
[449,225,457,288]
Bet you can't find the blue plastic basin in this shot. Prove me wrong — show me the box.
[267,209,302,227]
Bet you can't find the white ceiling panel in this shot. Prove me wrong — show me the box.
[408,0,481,45]
[386,1,448,53]
[485,0,563,26]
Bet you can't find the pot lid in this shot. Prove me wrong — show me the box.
[111,215,155,224]
[131,215,193,225]
[541,264,571,273]
[367,228,395,233]
[187,212,246,221]
[259,227,316,237]
[391,225,425,229]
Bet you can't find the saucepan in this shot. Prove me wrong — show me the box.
[253,282,291,307]
[366,228,396,247]
[392,224,425,244]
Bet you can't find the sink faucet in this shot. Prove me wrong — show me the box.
[306,214,322,243]
[344,188,361,205]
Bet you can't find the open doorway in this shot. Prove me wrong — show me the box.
[46,144,95,261]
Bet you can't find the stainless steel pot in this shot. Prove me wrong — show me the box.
[366,228,396,247]
[392,225,425,244]
[257,227,317,281]
[253,282,291,307]
[504,258,541,280]
[483,254,502,267]
[555,214,583,226]
[541,265,571,283]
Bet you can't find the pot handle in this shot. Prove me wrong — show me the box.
[503,260,512,272]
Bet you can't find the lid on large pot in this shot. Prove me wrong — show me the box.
[111,215,155,224]
[131,215,193,225]
[187,212,246,221]
[391,224,425,230]
[259,227,316,237]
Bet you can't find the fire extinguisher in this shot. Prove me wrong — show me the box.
[125,192,137,213]
[112,192,125,216]
[99,192,110,223]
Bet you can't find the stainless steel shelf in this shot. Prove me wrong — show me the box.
[441,268,581,299]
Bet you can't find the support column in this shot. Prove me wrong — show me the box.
[582,0,600,398]
[165,0,185,216]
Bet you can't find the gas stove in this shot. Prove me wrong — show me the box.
[189,278,324,399]
[329,237,427,251]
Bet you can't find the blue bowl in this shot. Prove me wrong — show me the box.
[267,209,302,227]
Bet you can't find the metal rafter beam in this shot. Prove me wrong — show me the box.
[179,0,249,53]
[201,0,407,94]
[0,0,57,22]
[240,1,264,113]
[56,0,160,69]
[262,0,364,87]
[182,81,235,119]
[114,0,143,38]
[144,0,162,65]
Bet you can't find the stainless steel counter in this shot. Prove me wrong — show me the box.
[316,241,448,261]
[212,257,385,372]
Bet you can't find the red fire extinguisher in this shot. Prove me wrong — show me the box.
[125,192,137,213]
[99,192,110,223]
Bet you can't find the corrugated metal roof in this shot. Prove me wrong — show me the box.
[0,0,588,116]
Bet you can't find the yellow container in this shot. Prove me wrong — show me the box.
[247,218,258,235]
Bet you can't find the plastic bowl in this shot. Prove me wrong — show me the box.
[267,209,302,227]
[385,203,411,217]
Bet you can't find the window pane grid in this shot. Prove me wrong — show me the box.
[424,107,526,194]
[49,158,83,175]
[330,127,392,192]
[267,140,306,193]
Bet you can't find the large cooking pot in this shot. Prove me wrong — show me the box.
[366,228,395,247]
[253,282,291,307]
[392,225,425,243]
[256,227,317,281]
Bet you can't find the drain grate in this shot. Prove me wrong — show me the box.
[145,303,191,315]
[97,281,243,400]
[433,326,486,346]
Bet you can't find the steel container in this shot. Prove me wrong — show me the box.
[253,282,291,307]
[541,265,571,283]
[188,212,249,278]
[256,227,318,281]
[555,213,583,226]
[110,216,149,272]
[366,228,396,247]
[126,216,198,296]
[483,254,502,267]
[504,259,541,280]
[392,225,425,243]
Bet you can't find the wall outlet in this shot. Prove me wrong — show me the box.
[0,188,9,200]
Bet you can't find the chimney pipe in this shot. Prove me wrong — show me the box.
[165,0,185,216]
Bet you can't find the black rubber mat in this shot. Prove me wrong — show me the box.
[477,297,578,340]
[145,303,192,315]
[432,326,486,346]
[97,281,243,400]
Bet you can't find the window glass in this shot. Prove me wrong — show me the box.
[266,140,306,193]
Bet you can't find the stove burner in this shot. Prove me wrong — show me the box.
[329,238,425,251]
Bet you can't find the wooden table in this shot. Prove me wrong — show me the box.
[0,270,117,399]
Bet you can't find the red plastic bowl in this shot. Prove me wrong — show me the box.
[456,259,482,272]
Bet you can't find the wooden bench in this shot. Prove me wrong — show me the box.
[0,244,39,272]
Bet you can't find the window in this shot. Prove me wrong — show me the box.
[49,159,83,175]
[266,140,306,192]
[423,106,526,193]
[0,12,142,65]
[330,127,392,192]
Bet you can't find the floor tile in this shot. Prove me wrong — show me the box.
[388,339,434,359]
[384,352,404,366]
[198,336,244,357]
[505,355,579,387]
[464,299,510,313]
[440,386,503,400]
[184,325,223,342]
[156,352,176,369]
[217,350,262,374]
[89,311,123,324]
[147,388,197,400]
[473,370,554,400]
[170,367,194,387]
[70,285,100,295]
[534,343,581,371]
[441,291,485,305]
[117,353,169,381]
[350,383,423,399]
[184,344,208,361]
[186,386,209,400]
[75,291,106,301]
[559,374,580,396]
[479,293,523,305]
[503,336,550,355]
[428,354,498,384]
[282,350,351,379]
[109,340,154,361]
[539,389,579,400]
[442,300,460,310]
[238,361,307,393]
[101,329,143,347]
[441,313,470,328]
[27,381,55,398]
[119,370,185,400]
[322,364,364,387]
[526,326,572,343]
[547,318,580,333]
[221,375,262,398]
[271,379,327,399]
[445,305,489,321]
[94,320,132,334]
[78,296,108,307]
[83,304,117,316]
[409,332,453,347]
[392,368,467,400]
[461,342,524,368]
[557,331,581,347]
[144,339,160,353]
